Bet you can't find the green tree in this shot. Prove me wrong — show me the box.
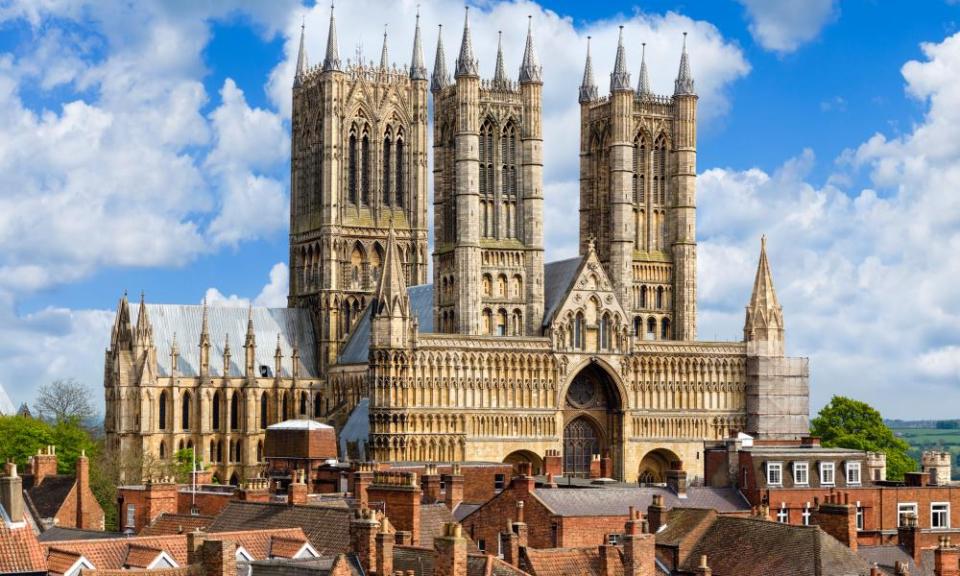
[811,395,915,481]
[0,415,54,467]
[50,417,98,474]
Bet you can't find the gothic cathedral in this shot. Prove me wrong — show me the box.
[104,7,810,485]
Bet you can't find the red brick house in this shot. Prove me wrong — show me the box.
[21,446,104,532]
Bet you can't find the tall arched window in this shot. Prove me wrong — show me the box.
[299,391,307,416]
[634,136,646,204]
[661,318,671,340]
[482,309,493,335]
[496,309,508,336]
[512,309,522,336]
[647,317,657,339]
[314,394,322,418]
[653,134,667,206]
[159,441,166,459]
[181,392,191,431]
[212,391,221,430]
[282,393,289,421]
[383,134,392,206]
[574,313,585,350]
[634,316,642,337]
[502,122,518,239]
[657,287,664,309]
[257,441,263,462]
[260,393,268,430]
[348,132,358,204]
[395,138,405,207]
[361,133,371,205]
[599,314,611,350]
[158,391,168,431]
[479,120,494,238]
[640,286,648,309]
[230,392,239,431]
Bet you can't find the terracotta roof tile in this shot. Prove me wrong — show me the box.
[521,546,622,576]
[0,517,47,573]
[268,535,308,559]
[123,544,165,569]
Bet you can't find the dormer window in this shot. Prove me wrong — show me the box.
[766,462,783,486]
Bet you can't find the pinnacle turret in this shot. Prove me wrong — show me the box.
[492,31,508,88]
[455,7,479,78]
[410,9,427,81]
[245,304,256,347]
[380,25,389,69]
[322,4,341,72]
[375,223,409,317]
[294,19,308,87]
[744,236,784,356]
[199,297,210,348]
[610,26,631,92]
[637,42,652,96]
[674,32,695,95]
[431,24,449,92]
[518,15,542,84]
[134,291,152,344]
[579,36,598,103]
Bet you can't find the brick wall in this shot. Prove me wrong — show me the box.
[461,479,554,552]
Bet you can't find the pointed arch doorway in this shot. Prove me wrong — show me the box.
[562,363,624,479]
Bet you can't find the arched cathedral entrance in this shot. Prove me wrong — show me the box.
[562,364,623,479]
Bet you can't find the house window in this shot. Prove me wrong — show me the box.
[794,462,809,486]
[607,534,621,545]
[494,474,506,491]
[898,503,918,527]
[766,462,783,486]
[477,539,486,553]
[776,505,788,524]
[846,462,861,485]
[802,503,812,526]
[856,501,864,531]
[126,504,136,528]
[932,502,950,529]
[820,462,835,486]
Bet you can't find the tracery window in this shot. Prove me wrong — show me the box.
[260,393,268,430]
[348,132,358,204]
[383,133,392,206]
[502,121,518,239]
[395,137,405,208]
[181,391,191,431]
[564,417,599,478]
[230,392,239,431]
[212,391,221,430]
[480,120,495,238]
[361,133,371,205]
[158,391,168,431]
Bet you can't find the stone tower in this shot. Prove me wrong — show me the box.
[432,10,545,336]
[578,30,698,341]
[288,7,430,368]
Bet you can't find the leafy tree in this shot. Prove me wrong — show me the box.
[0,416,54,467]
[811,395,915,481]
[33,378,96,425]
[51,417,98,474]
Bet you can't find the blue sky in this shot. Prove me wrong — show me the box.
[0,0,958,419]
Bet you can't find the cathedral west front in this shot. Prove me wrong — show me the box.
[104,7,809,485]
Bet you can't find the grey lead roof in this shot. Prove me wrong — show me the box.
[138,304,317,378]
[532,485,750,517]
[337,284,434,365]
[542,257,583,326]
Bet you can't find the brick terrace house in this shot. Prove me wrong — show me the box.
[21,445,104,531]
[0,463,47,576]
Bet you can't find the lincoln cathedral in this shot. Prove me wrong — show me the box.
[104,7,809,485]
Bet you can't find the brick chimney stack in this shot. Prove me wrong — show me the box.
[898,512,922,566]
[288,469,308,506]
[599,543,618,576]
[623,506,655,576]
[647,495,667,533]
[543,450,562,477]
[199,538,237,576]
[812,491,858,552]
[30,445,58,485]
[422,464,442,504]
[353,462,374,509]
[443,464,463,512]
[501,519,520,567]
[695,554,712,576]
[375,518,394,576]
[666,462,687,498]
[935,535,959,576]
[367,471,422,545]
[350,508,380,575]
[186,530,207,564]
[75,449,92,529]
[0,462,23,523]
[434,523,467,576]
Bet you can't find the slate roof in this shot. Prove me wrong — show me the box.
[653,507,717,548]
[858,545,934,576]
[139,512,214,536]
[679,515,871,576]
[542,257,583,326]
[531,486,750,517]
[248,556,362,576]
[207,501,352,556]
[338,284,434,364]
[139,304,318,378]
[22,474,76,520]
[39,526,124,542]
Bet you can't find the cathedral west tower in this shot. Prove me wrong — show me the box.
[289,7,430,368]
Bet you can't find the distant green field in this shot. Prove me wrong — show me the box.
[891,427,960,479]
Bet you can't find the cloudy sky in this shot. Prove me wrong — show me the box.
[0,0,958,419]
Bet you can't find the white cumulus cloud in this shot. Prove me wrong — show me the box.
[737,0,838,54]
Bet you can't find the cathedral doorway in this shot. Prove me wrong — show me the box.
[637,448,680,484]
[561,363,623,479]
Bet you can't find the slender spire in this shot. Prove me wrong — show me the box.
[455,6,479,78]
[222,333,232,375]
[674,32,695,95]
[294,18,308,87]
[245,303,255,346]
[518,15,542,84]
[380,24,389,69]
[610,26,631,92]
[375,222,409,316]
[492,31,508,88]
[322,3,341,72]
[579,36,598,103]
[410,7,427,80]
[431,24,449,92]
[199,297,210,347]
[135,290,152,343]
[637,42,652,96]
[744,235,784,355]
[748,236,781,313]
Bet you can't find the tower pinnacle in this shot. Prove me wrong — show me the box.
[380,24,389,69]
[410,7,428,80]
[431,25,449,92]
[294,18,308,87]
[455,6,479,78]
[637,42,652,96]
[744,236,784,356]
[674,32,696,95]
[610,26,631,92]
[579,36,598,103]
[375,223,408,317]
[518,15,542,84]
[323,3,341,72]
[492,31,508,88]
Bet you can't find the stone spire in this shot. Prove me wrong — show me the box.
[274,333,283,377]
[222,333,232,376]
[637,42,652,96]
[322,3,341,72]
[579,36,598,103]
[199,297,210,348]
[492,31,508,88]
[294,18,308,87]
[112,291,133,349]
[245,303,256,346]
[380,24,389,69]
[244,304,257,376]
[610,26,631,92]
[744,236,784,356]
[455,7,479,78]
[674,32,695,95]
[518,15,542,84]
[410,8,427,81]
[431,25,449,92]
[134,291,152,345]
[375,223,409,317]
